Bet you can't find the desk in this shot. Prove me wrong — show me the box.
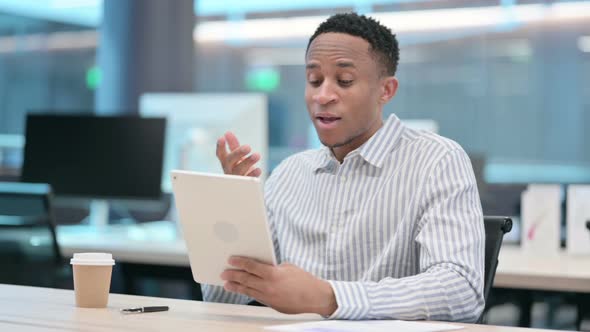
[495,247,590,293]
[57,222,189,266]
[57,222,590,293]
[0,284,554,331]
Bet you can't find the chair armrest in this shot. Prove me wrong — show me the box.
[500,217,513,234]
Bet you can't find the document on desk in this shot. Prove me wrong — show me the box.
[520,184,561,255]
[265,320,463,332]
[567,185,590,255]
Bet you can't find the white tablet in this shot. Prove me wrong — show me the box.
[171,170,277,286]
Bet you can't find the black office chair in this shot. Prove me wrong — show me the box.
[479,216,512,323]
[0,182,70,288]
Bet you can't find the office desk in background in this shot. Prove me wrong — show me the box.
[493,247,590,329]
[56,221,590,293]
[0,284,557,331]
[57,221,188,266]
[496,247,590,293]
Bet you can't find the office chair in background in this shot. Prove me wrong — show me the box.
[0,182,70,288]
[479,216,513,324]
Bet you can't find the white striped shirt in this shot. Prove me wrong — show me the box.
[203,114,485,322]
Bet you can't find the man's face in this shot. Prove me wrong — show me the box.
[305,32,393,155]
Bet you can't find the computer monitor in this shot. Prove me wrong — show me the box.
[21,114,166,226]
[140,93,268,192]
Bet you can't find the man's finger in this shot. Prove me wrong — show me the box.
[225,132,240,151]
[221,270,267,292]
[224,281,265,300]
[232,153,260,176]
[228,256,272,279]
[216,137,228,160]
[225,145,251,170]
[246,167,262,178]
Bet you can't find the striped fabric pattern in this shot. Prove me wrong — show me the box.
[202,114,485,322]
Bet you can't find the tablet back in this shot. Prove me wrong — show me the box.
[171,170,277,286]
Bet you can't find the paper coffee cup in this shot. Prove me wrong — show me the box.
[70,253,115,308]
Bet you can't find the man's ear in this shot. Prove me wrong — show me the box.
[379,77,398,104]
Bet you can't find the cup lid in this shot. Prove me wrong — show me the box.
[70,253,115,266]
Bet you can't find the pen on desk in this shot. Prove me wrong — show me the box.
[121,306,169,314]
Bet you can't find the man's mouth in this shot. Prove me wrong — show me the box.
[317,116,341,124]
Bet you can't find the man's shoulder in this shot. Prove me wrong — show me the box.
[287,148,324,162]
[268,148,324,179]
[401,127,466,156]
[276,148,323,171]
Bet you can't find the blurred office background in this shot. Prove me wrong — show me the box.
[0,0,588,181]
[0,0,589,330]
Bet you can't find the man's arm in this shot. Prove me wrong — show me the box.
[327,148,485,321]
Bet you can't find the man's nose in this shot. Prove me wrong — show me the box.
[312,83,338,105]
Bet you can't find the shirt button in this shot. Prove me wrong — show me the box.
[331,225,339,233]
[340,176,347,183]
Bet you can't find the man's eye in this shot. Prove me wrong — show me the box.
[339,80,353,86]
[308,80,321,87]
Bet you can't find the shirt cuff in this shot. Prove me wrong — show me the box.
[326,280,371,320]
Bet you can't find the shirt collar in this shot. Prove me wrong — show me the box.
[313,146,335,172]
[358,114,404,168]
[313,114,405,172]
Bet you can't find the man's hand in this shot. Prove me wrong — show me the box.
[216,132,262,177]
[221,256,338,317]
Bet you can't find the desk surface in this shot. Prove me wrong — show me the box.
[57,222,189,266]
[0,284,555,332]
[56,222,590,293]
[495,246,590,292]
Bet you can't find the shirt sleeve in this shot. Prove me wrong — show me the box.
[201,284,252,304]
[327,148,485,322]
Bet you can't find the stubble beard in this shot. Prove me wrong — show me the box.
[320,131,361,149]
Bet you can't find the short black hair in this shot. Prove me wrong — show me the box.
[306,13,399,76]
